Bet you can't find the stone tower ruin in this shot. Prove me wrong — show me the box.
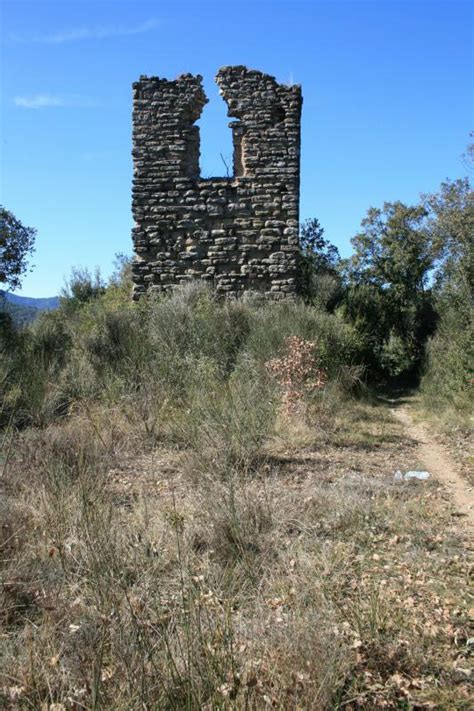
[131,66,302,299]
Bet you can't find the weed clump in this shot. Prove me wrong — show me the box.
[266,335,327,415]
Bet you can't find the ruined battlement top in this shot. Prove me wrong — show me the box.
[131,66,302,300]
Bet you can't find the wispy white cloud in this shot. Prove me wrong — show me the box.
[11,18,161,44]
[14,94,96,109]
[14,94,65,109]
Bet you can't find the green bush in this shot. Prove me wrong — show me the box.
[147,283,250,387]
[244,299,363,379]
[1,279,366,442]
[176,356,277,477]
[421,305,473,416]
[0,310,72,427]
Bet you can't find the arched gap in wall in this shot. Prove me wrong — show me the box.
[197,79,236,179]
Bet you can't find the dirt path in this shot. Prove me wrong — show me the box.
[391,405,474,534]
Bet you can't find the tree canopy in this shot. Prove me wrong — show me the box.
[0,207,36,292]
[344,201,433,296]
[299,218,341,307]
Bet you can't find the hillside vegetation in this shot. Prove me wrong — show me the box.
[0,175,472,709]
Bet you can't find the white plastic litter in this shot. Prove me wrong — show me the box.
[394,470,431,481]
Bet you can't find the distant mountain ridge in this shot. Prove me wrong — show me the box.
[2,293,59,311]
[0,292,59,326]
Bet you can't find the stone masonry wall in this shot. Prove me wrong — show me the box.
[131,66,302,299]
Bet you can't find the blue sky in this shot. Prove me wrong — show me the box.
[1,0,472,297]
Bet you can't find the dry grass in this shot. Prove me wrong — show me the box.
[1,395,472,710]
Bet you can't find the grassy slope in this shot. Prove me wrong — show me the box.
[1,397,472,709]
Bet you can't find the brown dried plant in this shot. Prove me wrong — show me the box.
[265,335,327,415]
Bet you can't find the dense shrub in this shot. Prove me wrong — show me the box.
[1,309,72,427]
[147,283,251,385]
[421,304,473,416]
[1,278,364,435]
[420,178,473,417]
[244,299,362,378]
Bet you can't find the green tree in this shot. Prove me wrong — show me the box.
[420,178,473,411]
[342,201,436,378]
[299,218,341,307]
[0,207,36,291]
[422,178,473,308]
[346,202,432,294]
